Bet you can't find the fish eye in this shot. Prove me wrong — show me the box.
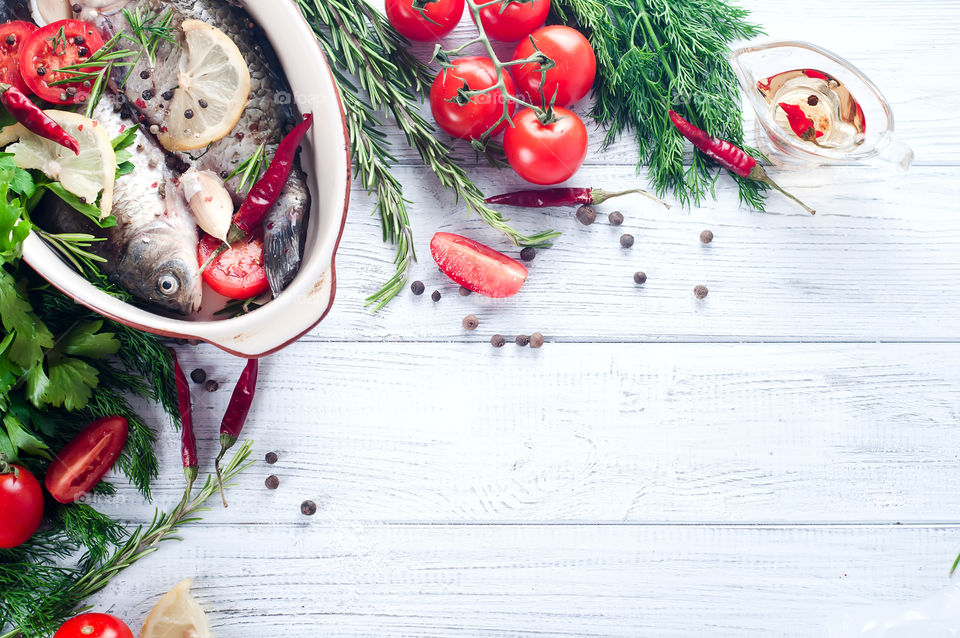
[157,272,181,296]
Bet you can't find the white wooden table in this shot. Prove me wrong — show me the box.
[90,1,960,635]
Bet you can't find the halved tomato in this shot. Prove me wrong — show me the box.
[0,21,38,95]
[19,19,104,105]
[430,232,528,298]
[198,232,270,300]
[45,416,129,504]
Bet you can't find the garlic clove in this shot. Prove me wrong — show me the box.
[182,168,234,243]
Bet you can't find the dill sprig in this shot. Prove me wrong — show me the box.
[551,0,766,209]
[0,442,254,638]
[294,0,560,309]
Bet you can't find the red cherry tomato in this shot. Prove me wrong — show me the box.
[19,20,105,105]
[54,613,134,638]
[430,232,528,298]
[0,21,39,95]
[0,463,43,548]
[503,107,588,185]
[512,25,596,107]
[475,0,550,42]
[385,0,465,41]
[198,232,270,300]
[45,416,129,504]
[430,56,516,140]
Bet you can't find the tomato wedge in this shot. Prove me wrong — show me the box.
[19,20,104,105]
[430,232,528,298]
[198,232,270,300]
[45,416,129,504]
[0,21,38,95]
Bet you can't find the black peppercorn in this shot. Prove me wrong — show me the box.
[198,98,208,109]
[431,290,441,302]
[529,332,544,349]
[700,230,714,244]
[162,90,174,101]
[300,500,317,516]
[36,66,45,76]
[140,69,151,80]
[634,272,647,285]
[608,211,624,226]
[410,280,425,295]
[72,4,82,13]
[205,379,219,392]
[491,334,506,348]
[74,35,85,45]
[265,475,279,490]
[620,234,635,248]
[190,368,206,384]
[265,452,278,464]
[142,89,154,101]
[520,247,536,262]
[807,94,819,106]
[77,47,89,57]
[65,87,77,97]
[184,109,194,119]
[462,314,479,330]
[694,285,709,299]
[515,335,530,347]
[576,205,596,226]
[5,35,15,46]
[459,286,472,297]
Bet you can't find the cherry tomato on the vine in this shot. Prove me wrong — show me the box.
[0,462,44,548]
[385,0,465,42]
[475,0,550,42]
[54,613,135,638]
[430,56,516,140]
[503,106,588,185]
[512,25,596,107]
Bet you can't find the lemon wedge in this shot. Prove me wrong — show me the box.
[7,110,115,218]
[140,578,212,638]
[159,20,251,152]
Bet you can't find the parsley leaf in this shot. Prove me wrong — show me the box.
[60,320,121,359]
[43,356,100,412]
[0,269,54,369]
[3,413,52,460]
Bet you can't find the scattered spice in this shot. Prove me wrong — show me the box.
[198,99,209,109]
[184,109,194,119]
[431,290,441,302]
[634,272,647,285]
[620,234,635,248]
[140,69,151,80]
[458,286,472,297]
[142,89,154,100]
[264,452,278,464]
[162,89,174,101]
[515,335,530,347]
[491,334,506,348]
[300,500,317,516]
[530,332,544,349]
[35,66,46,76]
[462,314,479,330]
[700,230,714,244]
[520,247,537,262]
[190,368,206,384]
[410,280,425,295]
[264,475,279,490]
[149,124,160,135]
[608,211,624,226]
[807,94,819,106]
[205,379,219,392]
[694,285,709,299]
[5,35,15,46]
[575,205,596,226]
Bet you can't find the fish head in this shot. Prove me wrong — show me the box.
[115,230,203,316]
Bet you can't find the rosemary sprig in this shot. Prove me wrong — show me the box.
[121,7,176,68]
[50,32,135,118]
[951,552,960,577]
[226,143,267,196]
[0,441,254,638]
[34,231,106,276]
[295,0,560,309]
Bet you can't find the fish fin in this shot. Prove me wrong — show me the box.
[265,215,303,297]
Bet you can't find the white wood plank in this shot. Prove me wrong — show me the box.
[307,165,960,342]
[95,342,960,525]
[84,523,960,637]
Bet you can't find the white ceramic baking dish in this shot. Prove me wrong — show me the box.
[23,0,351,358]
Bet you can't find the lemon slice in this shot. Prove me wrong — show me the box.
[159,20,251,152]
[8,110,115,218]
[140,578,212,638]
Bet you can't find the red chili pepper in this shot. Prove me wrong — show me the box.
[668,110,816,215]
[215,358,258,507]
[0,83,79,155]
[778,102,823,142]
[201,113,313,272]
[171,350,199,499]
[486,187,669,209]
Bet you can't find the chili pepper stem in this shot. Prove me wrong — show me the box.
[592,188,670,209]
[214,434,238,508]
[749,165,816,215]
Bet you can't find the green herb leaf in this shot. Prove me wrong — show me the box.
[60,320,121,359]
[43,182,117,228]
[2,413,52,460]
[42,356,100,412]
[0,269,54,369]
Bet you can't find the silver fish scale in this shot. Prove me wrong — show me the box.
[78,0,311,295]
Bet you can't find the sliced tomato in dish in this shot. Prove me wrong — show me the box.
[430,232,528,298]
[0,21,38,95]
[198,232,270,300]
[19,20,105,105]
[45,416,129,504]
